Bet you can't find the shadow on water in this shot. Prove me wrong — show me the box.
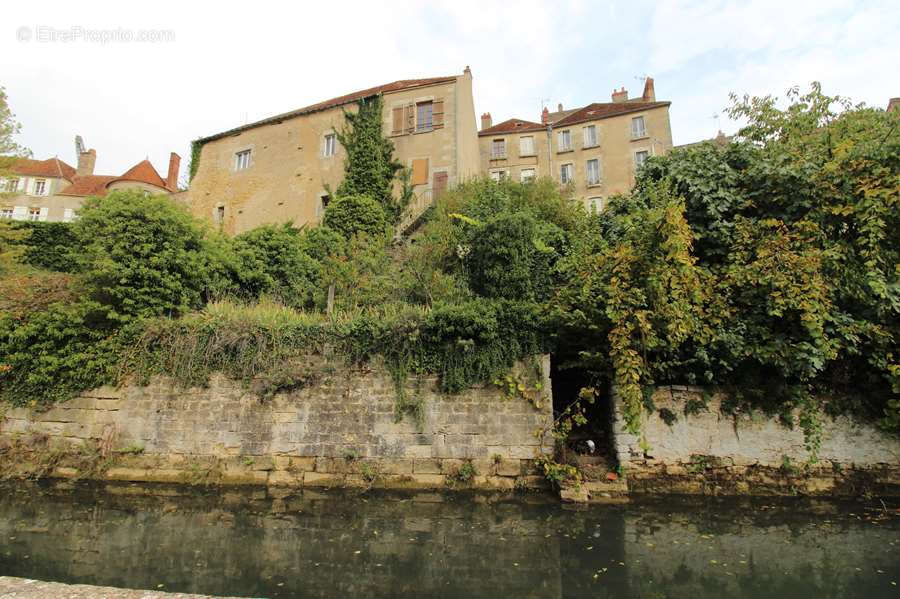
[0,481,898,598]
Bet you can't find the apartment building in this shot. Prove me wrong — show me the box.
[187,68,480,234]
[478,78,672,211]
[0,136,180,222]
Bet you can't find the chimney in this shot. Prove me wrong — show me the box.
[611,87,628,103]
[166,152,181,190]
[464,65,472,76]
[888,98,899,113]
[557,103,563,112]
[480,112,492,131]
[76,148,96,177]
[642,77,656,102]
[541,106,550,124]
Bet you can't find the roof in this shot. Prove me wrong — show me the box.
[197,75,459,144]
[545,108,578,123]
[553,101,670,128]
[114,159,169,189]
[479,118,546,136]
[9,157,76,180]
[57,175,117,197]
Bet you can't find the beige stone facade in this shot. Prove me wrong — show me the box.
[478,78,673,211]
[187,69,479,235]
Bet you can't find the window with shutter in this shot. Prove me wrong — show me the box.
[631,116,646,139]
[405,104,415,133]
[519,136,534,156]
[63,208,75,222]
[392,107,404,135]
[432,99,444,129]
[416,101,433,131]
[412,158,429,185]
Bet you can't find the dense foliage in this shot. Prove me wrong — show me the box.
[11,222,80,272]
[323,194,388,239]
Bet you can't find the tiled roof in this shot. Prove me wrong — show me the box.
[10,157,76,180]
[197,75,459,143]
[545,108,578,123]
[553,101,670,127]
[57,175,117,197]
[478,118,546,136]
[114,159,169,189]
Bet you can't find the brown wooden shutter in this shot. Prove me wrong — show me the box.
[405,103,415,133]
[432,99,444,129]
[412,158,429,185]
[391,107,404,135]
[433,171,448,200]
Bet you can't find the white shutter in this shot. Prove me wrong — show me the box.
[39,207,49,221]
[12,206,27,221]
[63,208,74,222]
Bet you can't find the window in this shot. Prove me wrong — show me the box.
[411,158,429,185]
[560,163,573,184]
[33,179,47,196]
[634,150,650,168]
[235,149,251,171]
[215,205,225,225]
[583,125,597,148]
[63,208,75,222]
[317,193,331,219]
[519,136,535,156]
[558,130,572,152]
[4,178,18,192]
[588,197,607,213]
[416,101,433,131]
[27,207,41,221]
[323,133,336,157]
[491,139,506,159]
[631,116,646,139]
[0,207,12,219]
[520,168,535,183]
[586,159,601,185]
[490,170,508,182]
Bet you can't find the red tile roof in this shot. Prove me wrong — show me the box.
[197,75,459,143]
[114,159,169,189]
[57,175,117,197]
[478,118,546,136]
[10,157,76,180]
[552,101,670,127]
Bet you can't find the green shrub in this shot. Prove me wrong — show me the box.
[73,191,211,321]
[323,194,387,239]
[12,221,81,272]
[299,225,346,262]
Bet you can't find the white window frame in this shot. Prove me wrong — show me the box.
[4,178,19,193]
[27,207,41,221]
[323,133,337,157]
[519,136,535,156]
[588,196,607,213]
[631,116,647,139]
[586,158,601,186]
[557,130,572,152]
[491,138,507,159]
[634,149,651,169]
[32,179,47,196]
[520,168,536,183]
[560,163,573,184]
[0,207,13,219]
[490,169,509,182]
[583,125,597,148]
[63,208,76,223]
[234,149,252,171]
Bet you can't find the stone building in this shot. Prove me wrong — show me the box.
[477,78,672,211]
[187,68,480,235]
[0,136,180,223]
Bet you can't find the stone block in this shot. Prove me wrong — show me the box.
[303,471,342,487]
[496,458,522,477]
[379,458,413,475]
[403,445,433,458]
[220,471,268,485]
[413,459,442,474]
[560,486,589,503]
[51,467,79,479]
[267,471,302,487]
[481,476,515,491]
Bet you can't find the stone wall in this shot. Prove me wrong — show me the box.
[608,385,900,497]
[0,357,553,491]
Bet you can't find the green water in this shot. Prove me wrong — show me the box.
[0,482,898,598]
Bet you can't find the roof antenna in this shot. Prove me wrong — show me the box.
[712,112,721,134]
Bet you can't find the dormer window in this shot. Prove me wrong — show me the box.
[32,179,47,196]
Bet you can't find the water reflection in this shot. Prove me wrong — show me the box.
[0,482,897,598]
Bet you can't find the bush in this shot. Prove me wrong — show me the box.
[323,194,387,239]
[231,224,321,308]
[299,225,347,262]
[73,191,212,321]
[13,221,81,272]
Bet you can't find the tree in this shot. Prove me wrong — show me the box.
[323,194,388,239]
[334,96,405,222]
[0,86,31,177]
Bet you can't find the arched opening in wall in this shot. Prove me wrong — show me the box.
[549,353,616,476]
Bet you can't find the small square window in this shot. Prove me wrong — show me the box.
[490,170,508,182]
[0,207,13,219]
[560,163,573,184]
[235,149,251,171]
[27,207,41,221]
[323,133,336,157]
[520,168,535,183]
[416,101,433,131]
[589,197,607,213]
[634,150,650,168]
[631,116,647,139]
[558,130,572,152]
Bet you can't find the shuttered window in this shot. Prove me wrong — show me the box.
[392,107,404,134]
[412,158,429,185]
[519,136,534,156]
[432,99,444,129]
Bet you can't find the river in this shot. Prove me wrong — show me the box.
[1,482,897,598]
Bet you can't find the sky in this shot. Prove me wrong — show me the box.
[2,0,898,182]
